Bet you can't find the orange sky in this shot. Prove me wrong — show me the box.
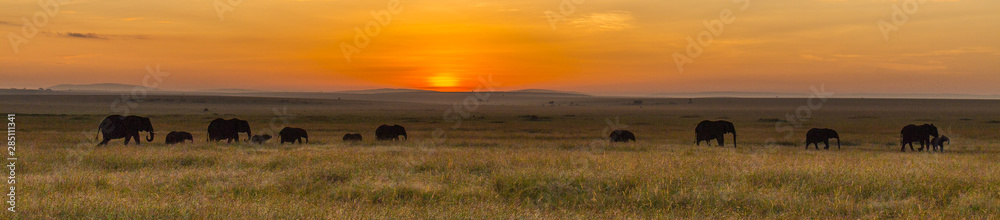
[1,0,998,95]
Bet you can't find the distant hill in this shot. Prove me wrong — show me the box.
[506,89,590,96]
[650,91,1000,99]
[651,91,807,98]
[838,93,1000,100]
[48,83,157,92]
[336,88,437,94]
[195,88,265,93]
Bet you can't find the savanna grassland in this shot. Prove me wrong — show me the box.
[2,93,1000,219]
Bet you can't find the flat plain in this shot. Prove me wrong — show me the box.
[2,92,999,218]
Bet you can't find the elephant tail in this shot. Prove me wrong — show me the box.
[95,128,100,141]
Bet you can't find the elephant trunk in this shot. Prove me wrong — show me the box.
[245,131,252,142]
[836,138,841,149]
[146,131,155,142]
[305,136,309,143]
[732,133,737,148]
[403,134,408,140]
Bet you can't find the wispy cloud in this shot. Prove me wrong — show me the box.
[569,11,634,31]
[121,17,144,21]
[800,54,838,62]
[59,32,149,40]
[63,32,107,39]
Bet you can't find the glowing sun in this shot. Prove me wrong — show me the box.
[428,74,459,88]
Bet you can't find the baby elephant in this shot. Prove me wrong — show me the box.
[609,130,636,142]
[250,134,272,144]
[342,133,362,142]
[165,131,193,144]
[931,135,950,152]
[805,128,840,150]
[279,127,308,144]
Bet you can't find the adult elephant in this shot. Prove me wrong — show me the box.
[375,124,407,141]
[805,128,840,150]
[279,127,308,144]
[165,131,193,144]
[96,115,155,146]
[900,124,938,152]
[609,130,636,142]
[207,118,251,143]
[695,120,737,148]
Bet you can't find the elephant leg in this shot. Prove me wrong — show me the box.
[99,138,110,146]
[717,137,725,147]
[823,140,830,150]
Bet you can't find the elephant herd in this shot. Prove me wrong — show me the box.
[610,120,950,152]
[97,115,952,152]
[96,115,407,146]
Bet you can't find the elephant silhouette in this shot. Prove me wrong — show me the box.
[376,124,407,141]
[609,130,636,142]
[97,115,155,146]
[165,131,193,144]
[695,120,736,148]
[805,128,840,150]
[279,127,308,144]
[342,133,362,142]
[207,118,251,143]
[900,124,938,152]
[931,135,950,152]
[250,134,272,144]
